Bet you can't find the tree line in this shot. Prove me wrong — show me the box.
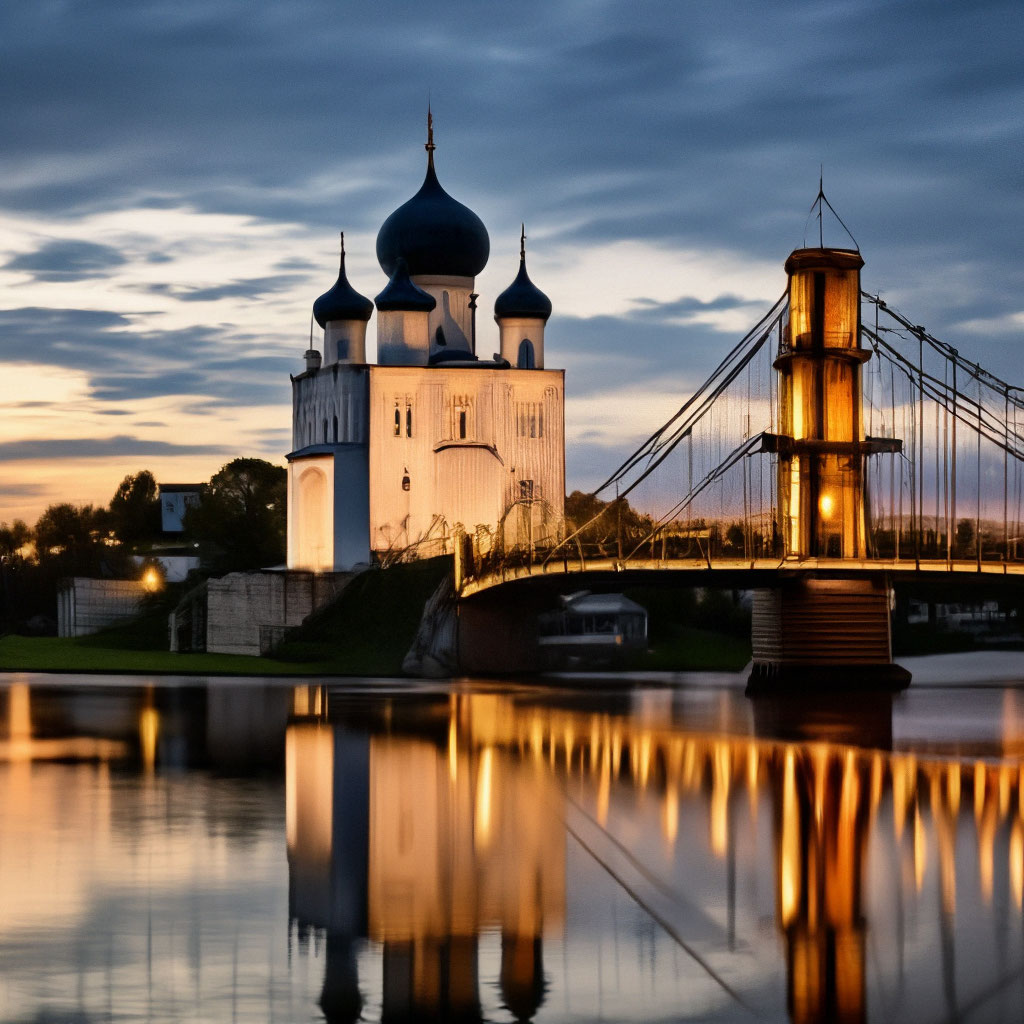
[0,458,286,634]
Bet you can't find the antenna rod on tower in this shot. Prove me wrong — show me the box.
[818,166,824,248]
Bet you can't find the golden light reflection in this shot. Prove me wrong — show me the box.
[781,749,800,928]
[1012,819,1024,910]
[662,783,679,846]
[914,805,927,892]
[710,744,731,857]
[275,686,1024,1023]
[139,707,159,773]
[596,745,610,826]
[475,747,494,851]
[448,714,458,783]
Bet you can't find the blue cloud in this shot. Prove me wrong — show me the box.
[4,239,127,281]
[0,436,232,460]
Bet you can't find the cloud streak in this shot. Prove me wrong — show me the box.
[0,436,233,461]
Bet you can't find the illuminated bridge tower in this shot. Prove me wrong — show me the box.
[750,246,908,693]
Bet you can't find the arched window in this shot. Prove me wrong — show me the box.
[332,415,339,443]
[394,406,401,436]
[322,419,328,443]
[517,339,535,369]
[406,406,413,437]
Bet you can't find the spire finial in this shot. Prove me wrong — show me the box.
[339,231,346,271]
[802,168,859,252]
[426,105,435,160]
[520,223,526,262]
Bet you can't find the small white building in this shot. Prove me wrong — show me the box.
[158,483,201,533]
[287,120,565,571]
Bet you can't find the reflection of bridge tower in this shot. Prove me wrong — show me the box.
[774,747,871,1024]
[751,245,908,692]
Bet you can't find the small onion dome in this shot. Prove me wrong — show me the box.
[313,234,373,328]
[374,257,436,312]
[494,260,552,321]
[494,229,551,322]
[376,118,490,278]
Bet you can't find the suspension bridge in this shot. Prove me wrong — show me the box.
[440,225,1024,686]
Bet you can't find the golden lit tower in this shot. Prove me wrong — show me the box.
[776,247,870,558]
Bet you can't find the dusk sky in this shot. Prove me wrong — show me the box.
[1,0,1021,525]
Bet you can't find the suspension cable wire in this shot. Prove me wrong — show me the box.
[622,433,768,562]
[595,291,788,496]
[865,291,1024,410]
[863,328,1024,460]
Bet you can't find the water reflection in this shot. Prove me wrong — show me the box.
[1,676,1024,1021]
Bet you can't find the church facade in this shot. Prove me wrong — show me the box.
[287,121,565,571]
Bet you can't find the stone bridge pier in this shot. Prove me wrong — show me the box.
[747,575,910,694]
[403,576,556,677]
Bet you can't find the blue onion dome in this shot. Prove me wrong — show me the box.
[376,116,490,278]
[313,233,374,327]
[494,227,552,322]
[374,257,436,312]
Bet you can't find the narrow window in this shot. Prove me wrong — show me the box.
[393,406,401,436]
[322,419,328,443]
[519,479,534,500]
[538,407,544,438]
[401,468,410,492]
[406,406,413,437]
[517,339,535,369]
[333,415,339,443]
[529,408,536,438]
[459,408,467,439]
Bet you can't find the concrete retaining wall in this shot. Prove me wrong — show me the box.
[57,578,150,638]
[205,571,353,656]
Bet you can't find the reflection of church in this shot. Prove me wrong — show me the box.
[286,691,564,1023]
[287,118,565,572]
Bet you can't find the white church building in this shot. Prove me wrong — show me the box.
[287,120,565,571]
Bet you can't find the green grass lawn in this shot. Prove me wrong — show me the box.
[0,634,350,676]
[634,625,751,671]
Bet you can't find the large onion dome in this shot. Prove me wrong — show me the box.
[494,227,552,321]
[376,116,490,279]
[374,257,436,312]
[313,234,373,327]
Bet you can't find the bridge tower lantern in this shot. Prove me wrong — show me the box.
[776,247,870,559]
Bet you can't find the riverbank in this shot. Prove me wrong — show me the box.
[0,559,759,676]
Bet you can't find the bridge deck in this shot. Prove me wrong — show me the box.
[460,556,1024,598]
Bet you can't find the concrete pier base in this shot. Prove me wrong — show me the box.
[747,576,911,695]
[404,577,554,677]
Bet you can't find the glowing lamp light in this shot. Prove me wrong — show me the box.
[142,567,162,592]
[819,493,835,520]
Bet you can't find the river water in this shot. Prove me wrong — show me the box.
[1,660,1023,1023]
